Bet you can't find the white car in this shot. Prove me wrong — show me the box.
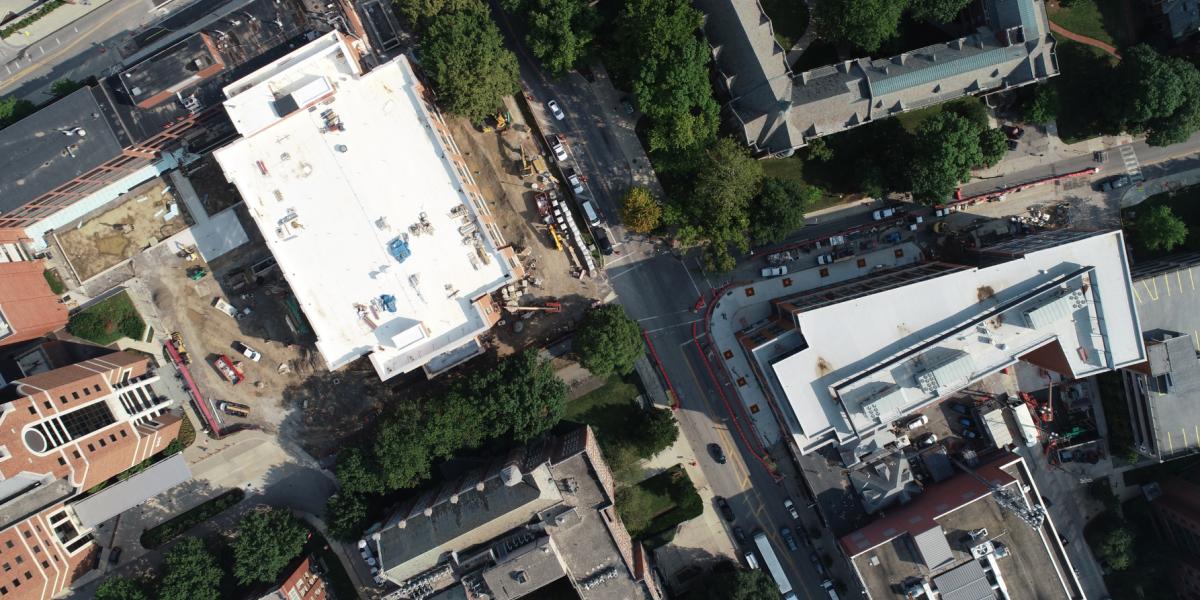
[547,100,565,120]
[761,266,788,278]
[873,207,896,220]
[550,134,568,162]
[235,342,261,362]
[565,169,585,194]
[816,254,833,265]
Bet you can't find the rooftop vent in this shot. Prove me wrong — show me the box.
[501,464,522,487]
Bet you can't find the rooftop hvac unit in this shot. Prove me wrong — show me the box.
[501,464,522,487]
[388,237,411,263]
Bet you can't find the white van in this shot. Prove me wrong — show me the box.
[743,551,760,570]
[580,200,600,226]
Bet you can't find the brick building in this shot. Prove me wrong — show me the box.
[0,348,182,599]
[258,556,328,600]
[0,231,67,347]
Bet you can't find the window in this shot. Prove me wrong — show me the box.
[109,435,116,443]
[70,392,78,400]
[20,532,28,541]
[42,402,50,410]
[86,444,94,453]
[1,585,8,594]
[58,397,66,404]
[38,562,45,569]
[93,385,100,393]
[98,439,106,448]
[26,408,34,416]
[21,572,29,581]
[119,430,127,438]
[5,541,12,549]
[56,458,65,466]
[2,564,8,572]
[82,388,89,396]
[71,451,80,459]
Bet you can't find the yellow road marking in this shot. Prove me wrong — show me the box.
[677,346,812,598]
[1165,275,1172,297]
[1183,428,1189,448]
[0,0,143,93]
[1190,268,1195,291]
[1168,430,1174,453]
[1143,280,1159,302]
[1132,285,1142,304]
[1177,271,1184,295]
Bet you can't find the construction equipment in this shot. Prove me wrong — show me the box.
[507,301,562,313]
[170,332,191,364]
[177,245,198,261]
[548,224,564,251]
[213,355,244,385]
[481,112,509,133]
[951,457,1046,530]
[187,266,208,280]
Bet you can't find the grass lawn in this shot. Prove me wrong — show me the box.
[1122,184,1200,261]
[42,269,66,294]
[616,464,702,544]
[761,156,847,212]
[1047,0,1134,49]
[564,376,641,447]
[759,0,809,49]
[67,290,146,345]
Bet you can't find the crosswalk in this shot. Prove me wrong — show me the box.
[1118,144,1143,182]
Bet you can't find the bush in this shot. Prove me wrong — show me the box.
[140,488,245,548]
[0,0,66,39]
[67,291,146,345]
[43,269,66,294]
[616,465,702,539]
[178,414,197,449]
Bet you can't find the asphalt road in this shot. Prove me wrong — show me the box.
[0,0,164,102]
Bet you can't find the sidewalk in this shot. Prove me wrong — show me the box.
[584,62,665,199]
[0,0,112,49]
[1120,165,1200,207]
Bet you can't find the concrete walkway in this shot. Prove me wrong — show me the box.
[0,0,113,46]
[1048,22,1121,59]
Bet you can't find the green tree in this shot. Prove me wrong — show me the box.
[614,485,656,535]
[372,404,437,490]
[50,78,84,99]
[0,96,35,130]
[326,492,369,541]
[978,128,1008,168]
[816,0,905,53]
[1134,205,1189,252]
[394,0,479,25]
[620,187,663,233]
[610,0,718,152]
[911,112,984,203]
[232,508,309,585]
[1098,525,1135,571]
[509,0,599,75]
[478,348,567,441]
[749,177,820,244]
[909,0,971,23]
[702,566,780,600]
[1023,85,1060,124]
[158,537,222,600]
[1116,45,1200,147]
[805,137,833,162]
[575,304,644,377]
[687,137,764,267]
[95,576,149,600]
[633,407,678,457]
[335,447,384,494]
[421,6,520,122]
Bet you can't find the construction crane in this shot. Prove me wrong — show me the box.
[951,457,1046,530]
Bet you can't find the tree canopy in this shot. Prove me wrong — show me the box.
[326,492,369,541]
[749,177,819,244]
[620,187,663,234]
[978,128,1008,169]
[574,304,644,377]
[505,0,598,76]
[421,3,520,123]
[394,0,479,25]
[701,566,780,600]
[334,349,567,496]
[158,537,222,600]
[816,0,905,53]
[0,96,35,130]
[1115,45,1200,147]
[909,0,971,24]
[1022,85,1060,124]
[1134,205,1189,252]
[50,78,85,99]
[911,112,997,203]
[1098,526,1135,571]
[681,137,764,270]
[232,508,309,585]
[95,576,149,600]
[609,0,718,152]
[633,408,678,457]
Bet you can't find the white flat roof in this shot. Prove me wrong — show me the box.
[772,230,1143,446]
[214,33,512,379]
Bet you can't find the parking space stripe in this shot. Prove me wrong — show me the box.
[1190,269,1195,291]
[1143,279,1159,301]
[1166,275,1172,297]
[1133,285,1142,304]
[1179,271,1185,295]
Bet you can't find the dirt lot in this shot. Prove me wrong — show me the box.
[443,108,609,353]
[54,177,191,282]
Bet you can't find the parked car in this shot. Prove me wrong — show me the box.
[905,414,929,430]
[108,547,122,565]
[716,496,735,522]
[1101,174,1131,192]
[827,235,846,246]
[708,443,727,464]
[958,417,974,428]
[780,527,799,552]
[1002,125,1024,139]
[1093,150,1109,163]
[593,228,614,255]
[816,254,833,265]
[949,402,970,415]
[547,100,565,120]
[564,167,585,194]
[620,97,635,115]
[918,433,939,448]
[235,341,261,362]
[962,428,980,439]
[783,498,800,520]
[1007,138,1020,151]
[733,526,748,546]
[761,266,788,278]
[550,134,568,162]
[743,550,760,569]
[883,231,902,244]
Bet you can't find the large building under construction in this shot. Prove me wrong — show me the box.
[214,32,522,380]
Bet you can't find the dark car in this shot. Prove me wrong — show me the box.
[958,418,974,428]
[716,496,735,522]
[962,428,980,439]
[733,526,748,546]
[708,443,727,464]
[108,546,122,565]
[620,97,635,115]
[594,228,614,255]
[950,403,970,415]
[780,527,799,552]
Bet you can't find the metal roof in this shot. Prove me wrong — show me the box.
[913,526,955,571]
[71,453,192,527]
[933,560,996,600]
[871,46,1027,97]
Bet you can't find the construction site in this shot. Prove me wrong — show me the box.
[52,177,191,283]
